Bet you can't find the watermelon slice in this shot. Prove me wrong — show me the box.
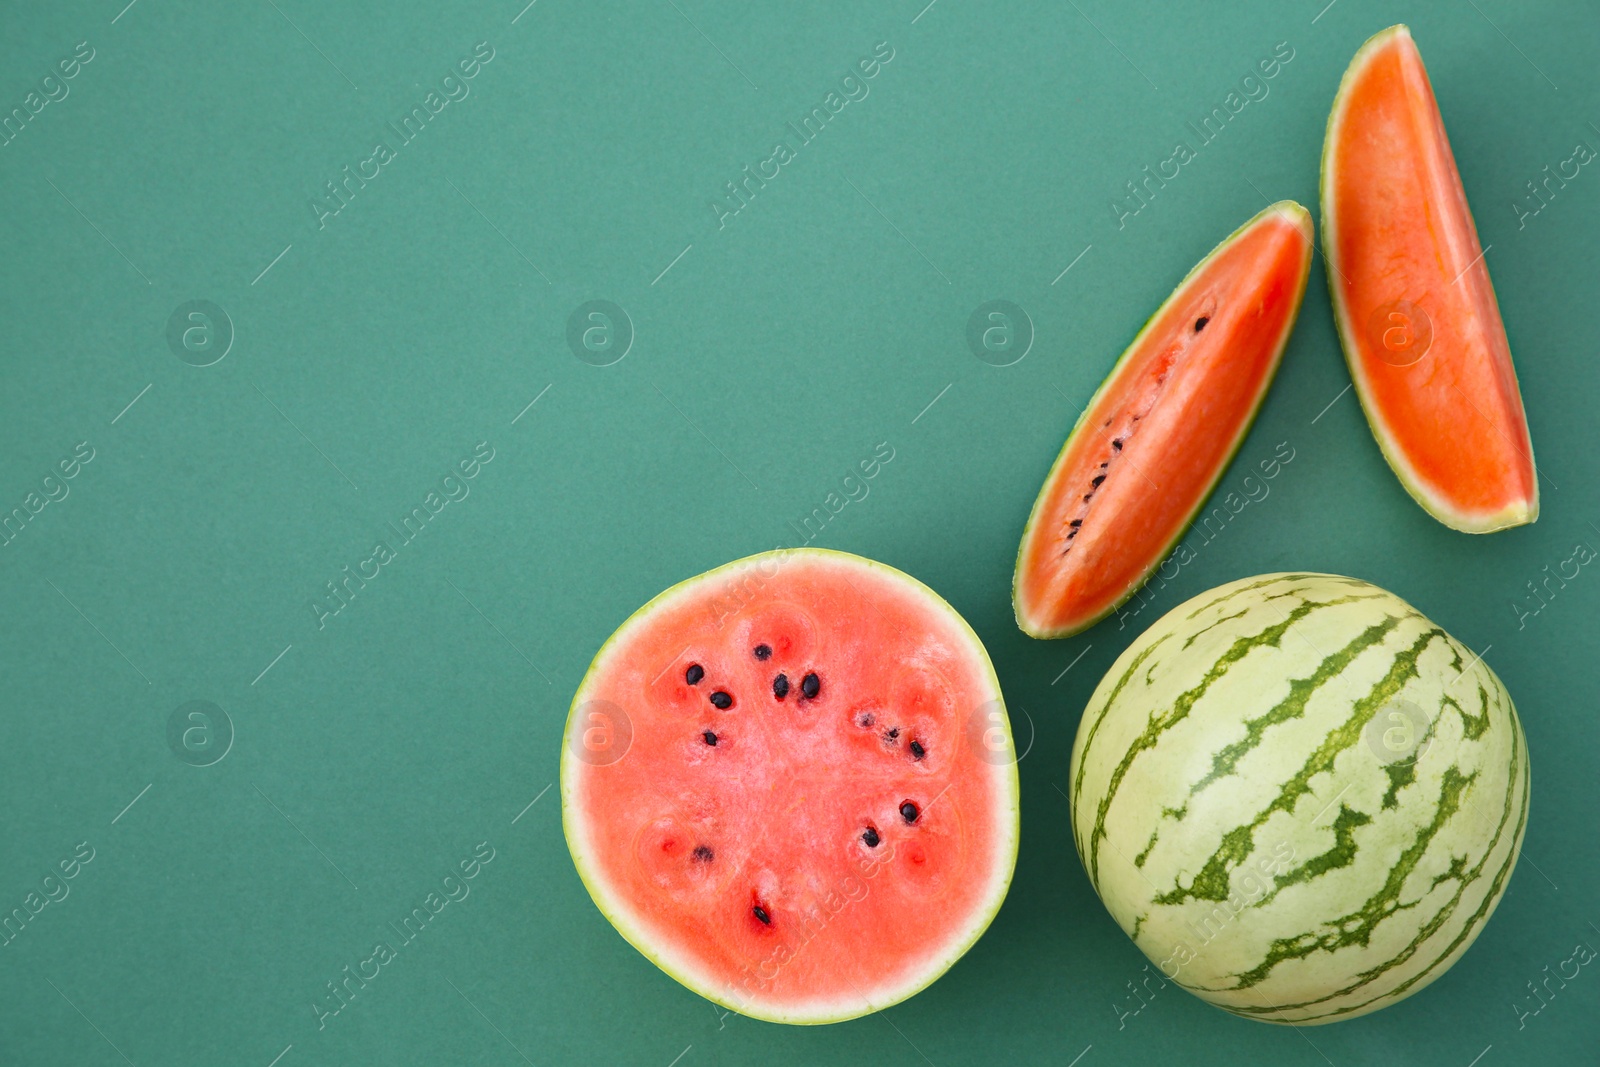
[1322,25,1538,532]
[561,549,1019,1024]
[1013,203,1313,639]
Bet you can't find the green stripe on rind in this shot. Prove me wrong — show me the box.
[1133,830,1160,869]
[1186,615,1403,797]
[1083,594,1391,890]
[1072,576,1387,840]
[1233,752,1527,1022]
[1152,625,1444,911]
[1181,573,1370,622]
[1227,683,1529,1022]
[1252,803,1372,911]
[1182,606,1251,649]
[1069,634,1170,862]
[1228,759,1473,991]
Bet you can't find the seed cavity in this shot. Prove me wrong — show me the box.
[1194,316,1209,332]
[753,644,772,660]
[909,740,926,760]
[772,673,790,699]
[883,727,900,743]
[709,691,732,710]
[703,730,718,746]
[800,673,820,699]
[899,801,920,824]
[857,711,876,728]
[862,826,881,848]
[685,664,704,685]
[692,845,714,862]
[752,904,772,926]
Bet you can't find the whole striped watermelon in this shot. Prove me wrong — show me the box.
[1069,573,1529,1024]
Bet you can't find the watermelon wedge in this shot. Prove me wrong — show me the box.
[561,549,1019,1024]
[1323,25,1537,532]
[1014,203,1313,639]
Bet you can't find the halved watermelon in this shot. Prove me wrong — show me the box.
[1322,25,1537,532]
[1014,203,1313,639]
[561,549,1019,1024]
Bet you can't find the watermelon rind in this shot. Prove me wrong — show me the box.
[1013,202,1313,640]
[1068,572,1529,1024]
[561,547,1021,1025]
[1320,24,1538,534]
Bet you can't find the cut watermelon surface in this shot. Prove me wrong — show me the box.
[562,549,1019,1024]
[1323,25,1537,532]
[1014,202,1313,639]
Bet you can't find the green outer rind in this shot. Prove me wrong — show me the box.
[1320,24,1538,534]
[1012,202,1314,640]
[560,547,1021,1025]
[1067,572,1530,1025]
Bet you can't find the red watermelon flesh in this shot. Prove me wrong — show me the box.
[1013,202,1313,638]
[1322,25,1537,531]
[562,549,1019,1024]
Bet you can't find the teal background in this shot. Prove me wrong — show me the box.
[1,0,1596,1063]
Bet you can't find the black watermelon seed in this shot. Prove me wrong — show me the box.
[800,673,820,699]
[1069,519,1082,527]
[685,664,704,685]
[1194,316,1209,332]
[884,727,900,742]
[1090,475,1106,488]
[772,673,790,699]
[910,740,926,760]
[1112,438,1124,451]
[709,691,733,710]
[899,801,920,824]
[1067,530,1077,539]
[1083,494,1093,503]
[753,643,772,660]
[692,845,714,862]
[703,730,718,746]
[862,826,881,848]
[753,904,772,926]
